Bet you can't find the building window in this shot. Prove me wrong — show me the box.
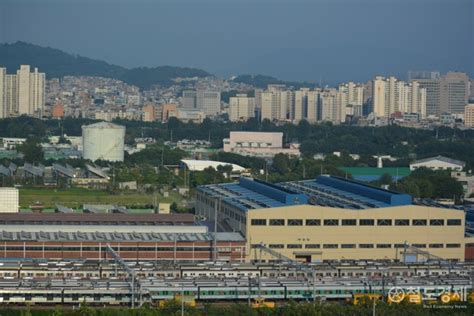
[341,219,356,226]
[269,219,284,226]
[305,219,321,226]
[323,244,338,249]
[412,219,427,226]
[394,244,405,248]
[377,219,392,226]
[429,244,443,248]
[251,219,266,226]
[324,219,339,226]
[359,219,375,226]
[287,219,303,226]
[287,244,303,249]
[412,244,426,248]
[305,244,320,249]
[430,219,445,226]
[447,219,461,226]
[376,244,391,248]
[268,244,284,249]
[446,244,461,248]
[341,244,356,249]
[359,244,374,248]
[395,219,409,226]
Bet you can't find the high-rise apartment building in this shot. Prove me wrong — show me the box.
[29,67,45,115]
[182,90,197,109]
[407,71,440,81]
[228,94,255,122]
[372,76,426,118]
[142,104,157,122]
[320,88,345,124]
[339,82,364,107]
[16,65,31,115]
[0,68,5,118]
[410,71,470,116]
[258,85,292,122]
[181,89,220,116]
[470,79,474,101]
[294,89,319,123]
[196,90,221,116]
[465,104,474,128]
[161,103,177,121]
[440,72,469,114]
[5,75,17,117]
[0,65,45,117]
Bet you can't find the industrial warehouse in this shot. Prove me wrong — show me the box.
[196,175,472,263]
[0,213,246,262]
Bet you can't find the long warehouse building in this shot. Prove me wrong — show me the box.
[0,213,246,262]
[196,176,471,263]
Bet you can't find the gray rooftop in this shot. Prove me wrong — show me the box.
[412,155,466,167]
[0,231,244,243]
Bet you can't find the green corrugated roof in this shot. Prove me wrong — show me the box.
[341,167,411,176]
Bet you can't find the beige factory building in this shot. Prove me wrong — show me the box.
[246,204,465,262]
[197,176,471,263]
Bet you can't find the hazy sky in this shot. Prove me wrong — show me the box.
[1,0,472,84]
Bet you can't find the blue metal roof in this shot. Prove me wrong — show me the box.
[197,178,307,211]
[198,175,413,212]
[316,176,412,206]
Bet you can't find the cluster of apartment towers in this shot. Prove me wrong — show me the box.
[0,65,45,118]
[228,71,470,124]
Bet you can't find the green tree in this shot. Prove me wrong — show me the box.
[78,299,96,316]
[18,138,44,163]
[272,154,291,175]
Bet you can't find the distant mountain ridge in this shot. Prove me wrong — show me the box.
[0,41,210,89]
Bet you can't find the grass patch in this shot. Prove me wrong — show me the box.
[19,188,184,209]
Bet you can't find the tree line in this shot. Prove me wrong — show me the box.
[3,299,472,316]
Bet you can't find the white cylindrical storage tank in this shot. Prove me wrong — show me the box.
[82,122,125,162]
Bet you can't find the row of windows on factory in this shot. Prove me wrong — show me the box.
[250,218,461,226]
[254,243,461,249]
[3,246,221,252]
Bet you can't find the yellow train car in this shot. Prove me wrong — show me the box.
[352,294,383,305]
[251,298,275,309]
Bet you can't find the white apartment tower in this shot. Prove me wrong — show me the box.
[29,67,45,115]
[229,94,255,122]
[320,88,344,124]
[259,86,292,122]
[16,65,32,115]
[0,65,45,117]
[5,75,17,117]
[372,76,426,118]
[0,68,5,118]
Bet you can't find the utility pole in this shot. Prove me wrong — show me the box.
[181,283,184,316]
[265,161,268,182]
[213,198,219,261]
[247,276,251,306]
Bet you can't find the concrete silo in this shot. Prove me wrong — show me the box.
[82,122,125,162]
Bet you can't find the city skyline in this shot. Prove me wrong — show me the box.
[1,0,472,85]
